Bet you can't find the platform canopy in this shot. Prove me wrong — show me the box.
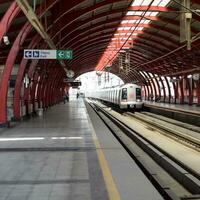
[0,0,200,82]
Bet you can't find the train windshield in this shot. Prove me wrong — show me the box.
[122,88,127,100]
[136,88,141,99]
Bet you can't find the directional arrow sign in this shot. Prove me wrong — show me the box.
[24,49,73,60]
[24,50,32,58]
[58,51,64,58]
[57,50,73,60]
[33,51,39,58]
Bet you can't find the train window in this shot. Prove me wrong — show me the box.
[122,88,127,100]
[136,88,141,99]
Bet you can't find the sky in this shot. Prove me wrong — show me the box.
[69,71,124,96]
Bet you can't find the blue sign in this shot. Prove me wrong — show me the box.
[24,50,40,58]
[24,50,32,58]
[24,49,72,60]
[33,51,39,58]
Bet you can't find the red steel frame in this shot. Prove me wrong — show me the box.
[0,0,200,125]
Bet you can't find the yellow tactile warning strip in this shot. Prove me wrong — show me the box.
[86,106,121,200]
[91,130,121,200]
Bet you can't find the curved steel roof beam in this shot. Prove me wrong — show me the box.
[133,37,171,51]
[69,36,166,65]
[0,2,21,42]
[52,3,168,36]
[132,38,200,74]
[50,0,126,40]
[70,46,117,67]
[130,55,147,63]
[73,53,106,68]
[72,39,110,58]
[71,45,149,69]
[130,50,149,61]
[50,1,177,47]
[70,42,111,65]
[63,20,179,50]
[68,41,152,67]
[64,32,177,65]
[128,6,173,12]
[58,12,160,46]
[71,31,173,56]
[71,34,133,52]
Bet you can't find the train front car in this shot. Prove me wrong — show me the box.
[119,84,143,110]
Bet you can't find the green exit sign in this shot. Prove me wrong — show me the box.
[57,50,73,60]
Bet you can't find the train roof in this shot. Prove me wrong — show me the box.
[99,83,141,90]
[120,83,141,88]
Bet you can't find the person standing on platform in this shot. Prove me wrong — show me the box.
[63,95,66,104]
[66,91,69,102]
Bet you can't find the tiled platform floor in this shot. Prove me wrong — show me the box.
[0,99,163,200]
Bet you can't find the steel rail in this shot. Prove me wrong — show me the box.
[87,99,200,198]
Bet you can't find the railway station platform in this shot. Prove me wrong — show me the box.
[144,101,200,115]
[0,98,163,200]
[144,101,200,126]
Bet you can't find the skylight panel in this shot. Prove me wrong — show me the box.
[134,11,144,16]
[150,12,159,16]
[135,27,144,31]
[140,20,146,23]
[142,0,152,5]
[124,27,131,30]
[152,0,162,6]
[143,20,150,24]
[145,11,152,16]
[128,20,137,23]
[119,38,129,40]
[131,0,141,6]
[96,0,172,70]
[127,11,135,15]
[121,20,128,24]
[159,0,171,7]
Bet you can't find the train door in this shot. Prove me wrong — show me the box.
[119,88,127,109]
[117,89,120,104]
[121,88,127,101]
[127,86,135,102]
[136,87,142,101]
[114,90,117,104]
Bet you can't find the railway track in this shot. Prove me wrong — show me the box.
[125,112,200,151]
[86,99,200,200]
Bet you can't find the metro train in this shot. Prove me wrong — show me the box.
[87,83,143,110]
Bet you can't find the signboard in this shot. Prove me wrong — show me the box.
[24,49,73,60]
[57,50,73,60]
[63,79,81,88]
[71,81,81,88]
[63,78,75,83]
